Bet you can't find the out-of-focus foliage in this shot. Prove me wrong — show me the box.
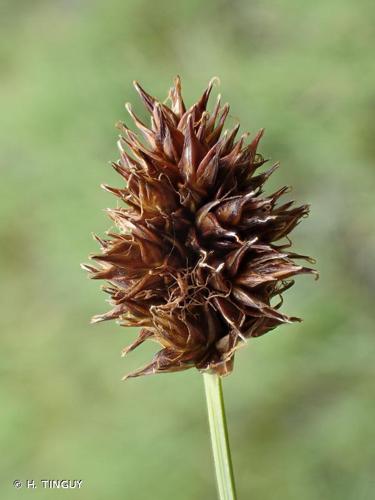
[1,0,374,499]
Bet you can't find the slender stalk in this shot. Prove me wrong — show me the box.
[203,372,237,500]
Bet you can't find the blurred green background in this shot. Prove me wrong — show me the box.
[1,0,374,499]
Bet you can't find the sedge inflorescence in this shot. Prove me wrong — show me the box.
[82,77,317,379]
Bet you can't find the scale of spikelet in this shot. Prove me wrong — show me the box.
[82,77,317,379]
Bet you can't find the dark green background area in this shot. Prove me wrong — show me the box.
[1,1,374,499]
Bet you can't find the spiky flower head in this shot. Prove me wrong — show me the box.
[82,77,317,379]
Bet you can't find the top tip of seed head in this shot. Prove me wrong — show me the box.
[209,76,221,88]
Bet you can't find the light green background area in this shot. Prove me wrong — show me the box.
[1,1,374,499]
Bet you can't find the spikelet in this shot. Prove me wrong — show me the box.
[83,77,317,379]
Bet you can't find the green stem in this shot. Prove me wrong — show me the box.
[203,372,237,500]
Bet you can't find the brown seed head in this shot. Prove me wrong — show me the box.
[83,77,317,379]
